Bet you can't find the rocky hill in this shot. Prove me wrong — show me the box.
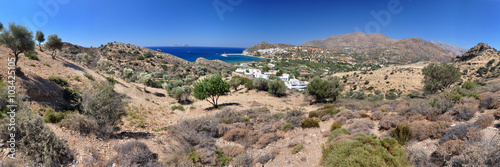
[243,41,294,55]
[429,40,468,55]
[454,43,500,82]
[302,32,456,64]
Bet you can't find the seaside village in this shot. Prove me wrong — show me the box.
[235,62,309,91]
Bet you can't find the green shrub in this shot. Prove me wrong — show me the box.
[462,81,476,90]
[385,92,398,100]
[268,79,287,97]
[171,105,185,111]
[291,144,304,154]
[81,81,126,138]
[42,109,66,123]
[244,80,254,90]
[110,141,160,166]
[0,107,70,166]
[281,123,291,131]
[364,81,370,85]
[308,111,319,118]
[322,134,409,166]
[187,151,201,164]
[48,76,69,87]
[307,76,344,102]
[84,73,95,81]
[105,77,117,85]
[300,118,320,128]
[422,63,461,93]
[24,52,38,60]
[273,112,285,118]
[390,124,413,145]
[74,76,81,82]
[330,121,342,132]
[320,104,342,117]
[327,128,351,142]
[216,150,232,166]
[229,77,242,91]
[63,87,81,102]
[253,78,269,91]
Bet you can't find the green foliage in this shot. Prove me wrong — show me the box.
[308,111,319,118]
[375,89,382,95]
[322,134,409,167]
[123,68,134,79]
[35,30,45,50]
[330,121,342,132]
[0,23,35,64]
[281,123,291,131]
[171,105,185,111]
[422,63,461,93]
[291,144,304,154]
[320,104,342,117]
[327,128,351,142]
[143,52,154,59]
[216,150,232,166]
[0,108,69,166]
[364,81,370,85]
[169,86,192,102]
[60,112,98,135]
[106,77,117,85]
[45,34,63,59]
[300,118,320,128]
[268,79,287,97]
[24,52,38,60]
[84,73,95,81]
[476,66,489,76]
[42,109,66,123]
[486,59,496,67]
[307,76,344,102]
[244,79,254,90]
[273,113,285,118]
[188,151,201,164]
[229,76,242,91]
[385,92,398,100]
[193,75,230,108]
[81,81,126,138]
[48,76,69,87]
[390,124,413,145]
[253,78,269,91]
[462,81,476,90]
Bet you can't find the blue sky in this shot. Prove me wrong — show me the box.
[0,0,498,49]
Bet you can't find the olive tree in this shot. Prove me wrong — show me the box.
[0,23,35,65]
[35,30,45,51]
[45,34,63,59]
[268,79,287,97]
[422,63,461,94]
[229,76,242,91]
[0,22,3,31]
[307,76,344,102]
[193,75,230,108]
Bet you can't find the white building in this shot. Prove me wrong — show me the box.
[255,74,269,80]
[268,63,275,68]
[244,69,262,77]
[235,68,247,73]
[285,79,308,91]
[279,74,290,82]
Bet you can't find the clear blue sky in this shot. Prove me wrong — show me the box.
[0,0,498,49]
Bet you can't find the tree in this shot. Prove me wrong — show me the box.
[253,78,269,91]
[35,30,45,51]
[193,75,230,108]
[0,23,35,66]
[45,34,63,59]
[229,77,242,91]
[268,79,287,97]
[422,63,461,94]
[276,70,283,77]
[307,76,344,102]
[170,86,192,102]
[0,22,3,31]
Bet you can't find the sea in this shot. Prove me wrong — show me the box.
[146,46,264,63]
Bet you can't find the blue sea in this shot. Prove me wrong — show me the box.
[146,46,264,63]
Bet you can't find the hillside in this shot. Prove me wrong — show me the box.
[429,40,468,55]
[454,43,500,82]
[302,32,455,64]
[242,41,295,55]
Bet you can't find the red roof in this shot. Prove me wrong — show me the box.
[300,72,311,75]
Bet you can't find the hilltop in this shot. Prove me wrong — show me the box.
[242,42,295,55]
[302,32,455,64]
[429,40,468,55]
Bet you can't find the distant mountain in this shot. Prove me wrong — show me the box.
[302,32,455,64]
[428,40,467,55]
[243,42,295,55]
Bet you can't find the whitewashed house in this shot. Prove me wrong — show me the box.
[285,79,308,91]
[279,74,290,82]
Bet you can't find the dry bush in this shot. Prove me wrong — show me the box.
[109,141,161,167]
[410,121,430,141]
[222,128,249,142]
[428,121,451,139]
[450,103,477,121]
[396,99,430,117]
[431,140,465,166]
[477,80,500,93]
[473,114,494,129]
[408,114,426,122]
[379,114,405,130]
[479,95,500,109]
[284,109,305,129]
[215,108,243,124]
[440,123,478,143]
[435,112,454,122]
[308,111,319,118]
[300,118,320,128]
[60,112,98,135]
[370,111,385,121]
[494,110,500,119]
[232,154,253,167]
[406,144,432,167]
[450,136,500,166]
[256,153,275,164]
[256,133,281,148]
[168,117,219,153]
[333,110,359,124]
[221,146,244,157]
[347,120,374,135]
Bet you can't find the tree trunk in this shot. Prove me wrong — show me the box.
[39,43,43,52]
[52,50,56,59]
